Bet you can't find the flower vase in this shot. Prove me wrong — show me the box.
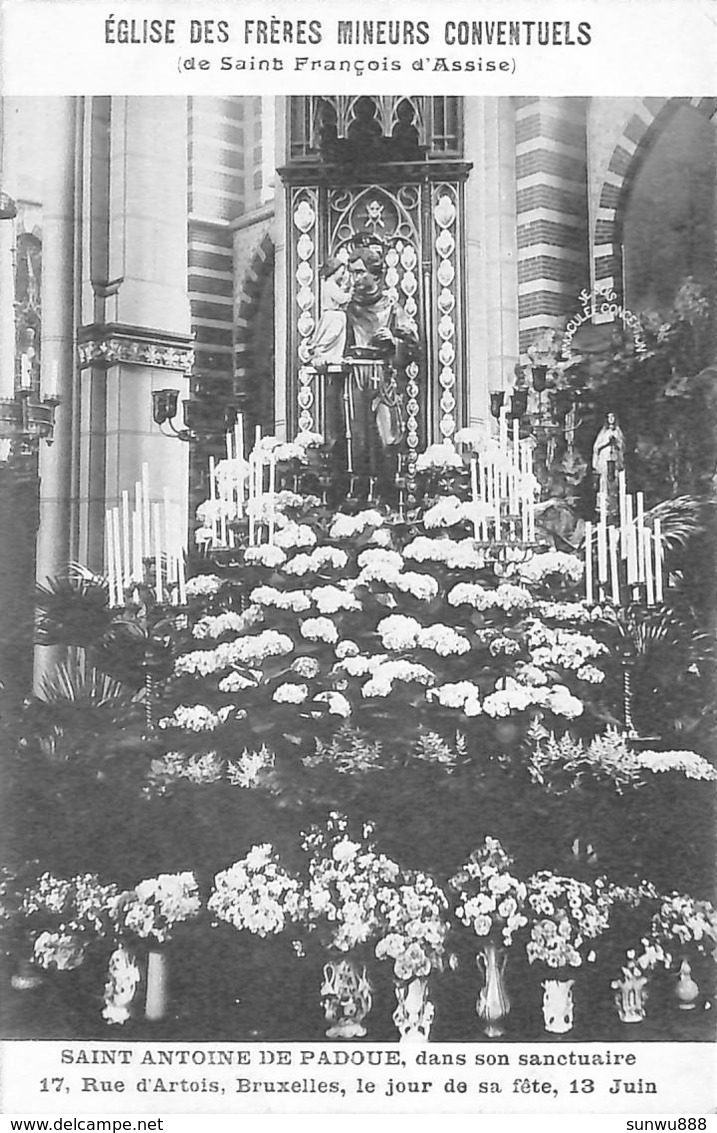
[674,959,700,1011]
[393,976,434,1043]
[321,957,372,1039]
[144,948,169,1021]
[542,976,575,1034]
[102,945,141,1025]
[612,960,649,1024]
[476,942,510,1038]
[11,956,44,991]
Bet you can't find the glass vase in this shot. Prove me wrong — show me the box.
[477,941,510,1038]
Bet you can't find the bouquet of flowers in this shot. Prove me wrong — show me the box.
[110,872,201,945]
[300,813,402,953]
[20,871,119,972]
[525,871,611,970]
[208,845,303,937]
[374,869,450,982]
[643,892,717,969]
[449,837,528,946]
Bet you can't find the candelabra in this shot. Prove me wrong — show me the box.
[0,387,59,463]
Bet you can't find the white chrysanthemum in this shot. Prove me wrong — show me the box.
[243,544,287,568]
[300,616,339,644]
[414,442,463,472]
[518,551,584,585]
[635,750,717,781]
[390,571,439,601]
[272,683,309,704]
[376,614,422,651]
[250,585,312,613]
[335,639,360,659]
[310,584,362,614]
[274,522,317,550]
[329,509,384,539]
[184,574,224,598]
[192,607,263,640]
[314,691,352,718]
[417,624,471,656]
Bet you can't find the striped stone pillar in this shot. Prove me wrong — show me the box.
[514,97,590,354]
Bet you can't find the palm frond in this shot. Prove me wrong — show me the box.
[35,565,111,647]
[644,496,704,549]
[38,658,128,707]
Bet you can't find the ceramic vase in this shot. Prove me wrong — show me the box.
[321,957,372,1039]
[542,976,575,1034]
[393,975,434,1043]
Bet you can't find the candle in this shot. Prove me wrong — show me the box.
[585,520,594,604]
[134,480,143,565]
[493,462,501,540]
[644,527,655,606]
[132,510,142,582]
[163,489,177,585]
[248,455,256,546]
[43,359,60,400]
[268,453,276,544]
[636,491,645,581]
[625,496,637,584]
[141,463,151,557]
[597,513,607,583]
[152,504,163,602]
[120,491,130,589]
[609,525,620,604]
[618,472,627,547]
[654,519,664,601]
[20,353,32,390]
[177,552,187,606]
[105,511,115,606]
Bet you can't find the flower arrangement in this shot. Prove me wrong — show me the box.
[374,870,450,982]
[449,837,528,946]
[644,893,717,968]
[110,872,201,944]
[525,872,611,970]
[300,814,401,953]
[20,872,119,971]
[208,845,303,937]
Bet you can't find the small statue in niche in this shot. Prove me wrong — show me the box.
[592,410,626,516]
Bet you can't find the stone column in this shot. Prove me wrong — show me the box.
[33,96,77,693]
[76,97,193,572]
[463,98,520,428]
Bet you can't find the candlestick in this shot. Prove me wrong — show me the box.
[597,512,607,583]
[643,527,655,606]
[618,472,627,548]
[163,489,177,585]
[609,525,620,605]
[654,519,663,602]
[585,520,594,604]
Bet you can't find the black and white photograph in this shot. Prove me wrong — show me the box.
[0,6,715,1117]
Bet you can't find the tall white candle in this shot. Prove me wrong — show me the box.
[636,491,645,581]
[141,463,151,557]
[585,520,593,604]
[268,454,276,544]
[177,552,187,606]
[163,488,177,585]
[609,525,620,605]
[597,514,608,583]
[134,481,143,564]
[493,462,501,540]
[248,454,256,546]
[121,490,131,589]
[618,472,627,550]
[43,360,60,400]
[152,503,163,603]
[105,510,116,607]
[132,510,142,582]
[643,527,655,606]
[112,509,123,607]
[625,496,637,584]
[654,519,664,601]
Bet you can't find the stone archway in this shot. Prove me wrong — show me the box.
[593,97,717,299]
